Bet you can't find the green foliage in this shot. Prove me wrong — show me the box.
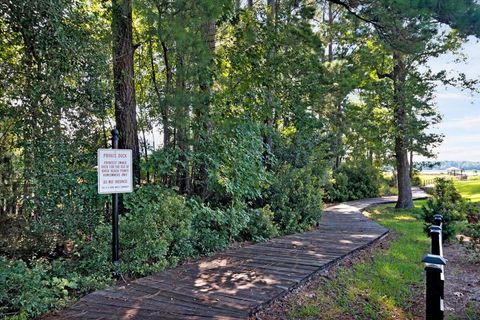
[269,165,323,234]
[0,0,110,259]
[422,178,466,241]
[0,258,62,318]
[0,257,111,319]
[105,186,193,276]
[72,185,195,278]
[464,202,480,261]
[190,200,249,254]
[241,205,279,242]
[464,223,480,261]
[2,0,480,318]
[325,162,382,202]
[411,174,422,187]
[124,186,194,266]
[465,201,480,224]
[207,121,270,203]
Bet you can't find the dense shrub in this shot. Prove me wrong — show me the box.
[325,162,381,202]
[0,165,325,319]
[422,178,466,242]
[125,186,195,266]
[241,205,279,242]
[411,174,422,187]
[269,165,323,234]
[0,257,111,319]
[190,200,250,254]
[77,185,194,278]
[207,122,270,203]
[464,223,480,261]
[464,202,480,261]
[465,202,480,224]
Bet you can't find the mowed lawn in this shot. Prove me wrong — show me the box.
[281,201,430,320]
[454,177,480,202]
[418,174,480,202]
[275,181,480,319]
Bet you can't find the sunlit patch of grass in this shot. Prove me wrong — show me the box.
[454,179,480,202]
[286,200,429,319]
[393,214,416,221]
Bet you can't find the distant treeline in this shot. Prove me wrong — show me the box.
[417,161,480,171]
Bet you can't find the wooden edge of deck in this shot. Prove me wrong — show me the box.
[248,229,390,317]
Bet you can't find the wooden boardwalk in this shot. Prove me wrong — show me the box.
[46,189,428,320]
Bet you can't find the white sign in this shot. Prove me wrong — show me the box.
[97,149,133,194]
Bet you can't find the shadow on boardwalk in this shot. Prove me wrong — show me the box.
[46,188,428,320]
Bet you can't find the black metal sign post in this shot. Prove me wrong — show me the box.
[98,129,132,271]
[111,129,120,264]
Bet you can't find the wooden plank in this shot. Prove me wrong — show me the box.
[220,251,330,268]
[135,276,265,307]
[87,286,246,319]
[46,190,427,319]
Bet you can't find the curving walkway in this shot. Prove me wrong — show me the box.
[46,188,428,320]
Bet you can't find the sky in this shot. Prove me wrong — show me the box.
[420,36,480,162]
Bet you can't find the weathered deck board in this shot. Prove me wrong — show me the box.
[45,188,427,320]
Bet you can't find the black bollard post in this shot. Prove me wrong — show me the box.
[429,226,443,256]
[433,214,443,227]
[112,129,120,264]
[422,254,446,320]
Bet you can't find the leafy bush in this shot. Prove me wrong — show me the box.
[190,200,249,254]
[269,165,323,234]
[79,185,194,278]
[411,174,422,187]
[26,158,106,259]
[207,121,270,203]
[464,202,480,261]
[422,178,466,242]
[0,257,111,319]
[325,162,381,202]
[241,205,279,242]
[121,185,194,276]
[464,223,480,261]
[465,202,480,224]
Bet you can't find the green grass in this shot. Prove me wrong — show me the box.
[416,175,480,202]
[418,173,454,185]
[454,177,480,202]
[287,201,430,320]
[286,180,480,319]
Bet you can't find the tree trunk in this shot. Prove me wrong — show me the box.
[141,127,150,184]
[149,38,172,150]
[409,150,414,179]
[328,2,334,62]
[175,52,191,195]
[264,0,276,166]
[193,21,216,199]
[112,0,140,184]
[392,52,413,209]
[327,2,342,171]
[159,34,172,148]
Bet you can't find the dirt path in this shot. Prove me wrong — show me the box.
[443,242,480,319]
